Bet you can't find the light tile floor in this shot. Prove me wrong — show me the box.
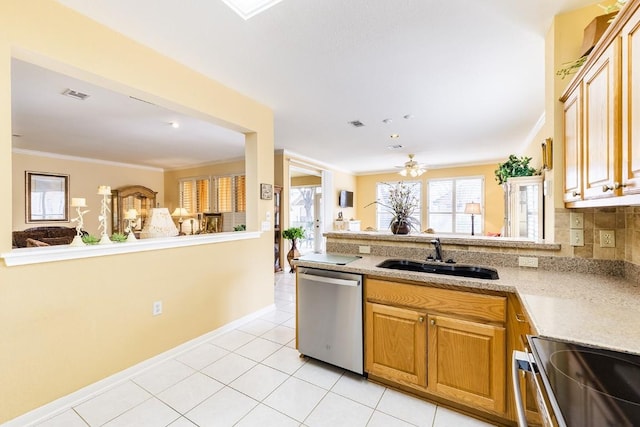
[35,272,497,427]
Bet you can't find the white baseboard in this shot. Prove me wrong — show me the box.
[2,304,277,427]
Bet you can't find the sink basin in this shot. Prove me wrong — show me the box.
[376,259,499,280]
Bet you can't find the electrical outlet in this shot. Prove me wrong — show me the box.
[518,256,538,268]
[358,245,371,254]
[153,301,163,316]
[570,229,584,246]
[599,230,616,248]
[569,212,584,229]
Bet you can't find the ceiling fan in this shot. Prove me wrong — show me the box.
[396,154,427,177]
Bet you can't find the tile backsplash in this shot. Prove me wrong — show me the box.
[555,207,640,265]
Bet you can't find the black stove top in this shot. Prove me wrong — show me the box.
[529,336,640,427]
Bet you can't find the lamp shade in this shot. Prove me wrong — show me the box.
[139,208,178,238]
[97,185,111,195]
[71,197,87,207]
[464,202,482,215]
[124,208,138,220]
[171,207,190,217]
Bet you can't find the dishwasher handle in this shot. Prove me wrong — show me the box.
[298,272,360,287]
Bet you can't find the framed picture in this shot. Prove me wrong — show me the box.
[202,212,223,233]
[260,183,273,200]
[25,171,69,223]
[541,137,553,170]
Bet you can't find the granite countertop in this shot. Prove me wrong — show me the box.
[294,254,640,355]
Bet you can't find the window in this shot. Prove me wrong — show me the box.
[180,177,210,214]
[375,181,422,231]
[428,177,483,234]
[179,174,245,214]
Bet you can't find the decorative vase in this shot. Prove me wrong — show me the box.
[391,221,410,235]
[286,239,300,273]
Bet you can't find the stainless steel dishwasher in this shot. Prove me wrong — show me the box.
[297,267,363,375]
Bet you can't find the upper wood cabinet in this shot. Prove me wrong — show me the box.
[563,85,583,202]
[561,0,640,207]
[621,9,640,195]
[582,40,621,200]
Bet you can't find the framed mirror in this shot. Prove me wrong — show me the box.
[25,171,69,223]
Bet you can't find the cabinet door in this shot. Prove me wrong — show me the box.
[564,85,583,202]
[428,314,506,414]
[365,302,427,388]
[582,40,621,200]
[622,13,640,195]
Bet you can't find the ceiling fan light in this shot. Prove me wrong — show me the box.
[399,169,408,177]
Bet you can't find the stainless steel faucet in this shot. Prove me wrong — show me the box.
[430,238,443,262]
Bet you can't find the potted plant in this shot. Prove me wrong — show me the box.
[494,155,540,185]
[366,181,419,235]
[282,226,305,272]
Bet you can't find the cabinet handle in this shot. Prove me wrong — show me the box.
[419,316,424,323]
[571,191,580,197]
[515,313,527,323]
[603,182,627,192]
[430,319,436,326]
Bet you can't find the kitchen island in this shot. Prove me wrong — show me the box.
[294,253,640,355]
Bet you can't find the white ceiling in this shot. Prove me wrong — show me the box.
[13,0,598,173]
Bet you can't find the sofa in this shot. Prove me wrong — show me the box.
[12,226,80,248]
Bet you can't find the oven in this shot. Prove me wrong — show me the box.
[512,336,640,427]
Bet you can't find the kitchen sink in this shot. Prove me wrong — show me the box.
[376,259,499,280]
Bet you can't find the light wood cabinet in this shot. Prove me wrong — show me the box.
[427,314,506,413]
[364,278,507,418]
[506,294,541,425]
[563,85,583,202]
[561,0,640,206]
[582,40,621,200]
[111,185,157,234]
[365,302,426,387]
[621,10,640,195]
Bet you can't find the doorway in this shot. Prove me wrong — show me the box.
[289,165,323,255]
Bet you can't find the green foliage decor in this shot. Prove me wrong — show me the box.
[494,155,540,185]
[365,181,419,231]
[110,233,127,242]
[282,227,305,241]
[81,234,100,245]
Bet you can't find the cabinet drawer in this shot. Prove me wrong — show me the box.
[365,278,506,323]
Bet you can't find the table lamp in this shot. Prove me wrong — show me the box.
[464,202,482,236]
[171,207,190,236]
[124,208,139,242]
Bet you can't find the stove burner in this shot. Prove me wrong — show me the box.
[550,349,640,406]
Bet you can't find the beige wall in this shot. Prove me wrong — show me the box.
[12,152,165,235]
[355,164,504,234]
[0,1,273,423]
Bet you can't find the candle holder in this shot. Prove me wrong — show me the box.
[70,198,89,246]
[97,185,113,244]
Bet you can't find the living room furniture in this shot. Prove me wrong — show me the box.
[111,185,157,234]
[12,226,80,248]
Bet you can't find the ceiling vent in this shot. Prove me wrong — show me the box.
[62,89,90,101]
[348,120,365,128]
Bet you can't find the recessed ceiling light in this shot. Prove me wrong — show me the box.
[382,118,393,124]
[390,134,400,139]
[222,0,283,20]
[348,120,365,128]
[387,144,403,150]
[170,122,180,129]
[403,114,414,120]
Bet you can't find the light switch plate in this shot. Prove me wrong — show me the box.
[570,212,584,229]
[570,229,584,246]
[599,230,615,247]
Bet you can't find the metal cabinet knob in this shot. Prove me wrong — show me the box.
[418,316,424,323]
[571,191,580,197]
[603,182,627,192]
[430,319,436,326]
